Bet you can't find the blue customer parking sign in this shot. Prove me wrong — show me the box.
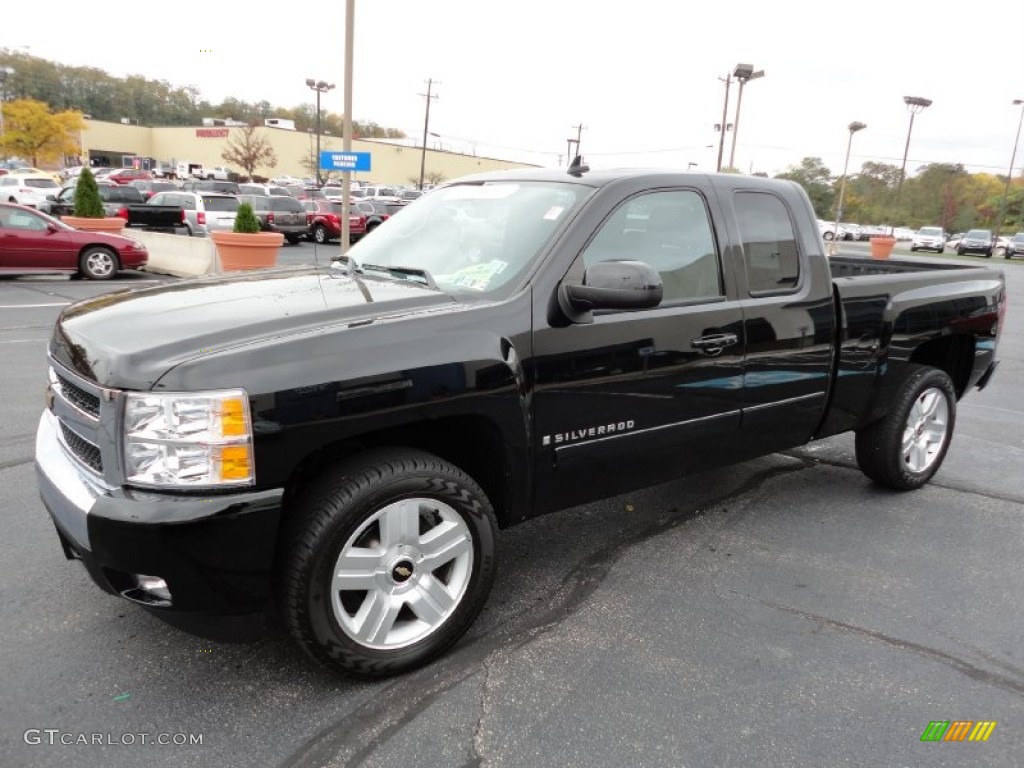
[320,151,371,172]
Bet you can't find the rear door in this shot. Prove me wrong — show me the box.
[721,186,836,456]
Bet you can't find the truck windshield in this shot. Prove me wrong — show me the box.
[346,181,591,296]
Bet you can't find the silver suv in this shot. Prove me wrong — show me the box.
[911,226,945,253]
[148,191,238,236]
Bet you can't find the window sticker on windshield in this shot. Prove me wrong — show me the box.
[543,206,565,221]
[441,260,509,291]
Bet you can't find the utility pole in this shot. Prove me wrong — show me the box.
[340,0,354,254]
[418,78,439,190]
[572,123,585,159]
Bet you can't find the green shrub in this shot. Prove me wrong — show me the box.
[233,201,261,233]
[73,167,105,218]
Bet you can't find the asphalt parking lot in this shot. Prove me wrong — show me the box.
[1,244,1022,768]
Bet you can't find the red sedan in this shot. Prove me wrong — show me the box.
[0,202,148,279]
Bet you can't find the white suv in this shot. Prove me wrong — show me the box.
[0,175,61,208]
[911,226,945,253]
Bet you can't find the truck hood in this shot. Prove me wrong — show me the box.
[50,265,457,389]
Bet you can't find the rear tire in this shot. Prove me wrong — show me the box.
[286,235,301,244]
[314,224,329,244]
[280,448,498,679]
[79,247,118,280]
[854,366,956,490]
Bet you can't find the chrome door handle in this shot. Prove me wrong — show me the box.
[691,333,739,355]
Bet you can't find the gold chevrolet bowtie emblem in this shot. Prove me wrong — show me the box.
[395,565,412,578]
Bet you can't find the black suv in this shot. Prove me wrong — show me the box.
[957,229,994,257]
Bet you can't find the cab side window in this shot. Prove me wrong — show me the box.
[580,190,722,303]
[734,192,800,294]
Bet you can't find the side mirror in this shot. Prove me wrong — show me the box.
[47,223,59,233]
[559,260,663,322]
[46,194,57,201]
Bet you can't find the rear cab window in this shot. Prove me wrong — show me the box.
[734,192,801,295]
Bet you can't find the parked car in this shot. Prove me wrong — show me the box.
[355,200,403,234]
[0,174,61,208]
[7,166,63,184]
[106,168,153,185]
[128,180,178,200]
[239,194,310,244]
[203,166,235,181]
[946,232,965,250]
[1003,232,1024,259]
[893,226,916,241]
[147,191,239,236]
[957,229,994,257]
[40,183,146,218]
[0,202,148,279]
[181,179,241,195]
[238,183,293,197]
[911,226,946,253]
[150,163,177,179]
[304,199,367,243]
[398,189,424,203]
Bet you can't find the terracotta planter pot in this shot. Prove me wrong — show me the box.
[211,231,284,271]
[62,216,127,233]
[869,236,897,260]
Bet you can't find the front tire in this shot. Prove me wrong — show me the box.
[281,448,498,679]
[79,247,118,280]
[854,366,956,490]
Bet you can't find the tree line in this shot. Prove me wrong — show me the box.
[772,156,1022,235]
[0,51,406,141]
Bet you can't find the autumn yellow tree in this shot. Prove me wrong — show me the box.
[0,99,84,166]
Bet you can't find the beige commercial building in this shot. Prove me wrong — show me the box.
[80,120,538,184]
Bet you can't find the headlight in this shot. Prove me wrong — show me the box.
[122,389,254,488]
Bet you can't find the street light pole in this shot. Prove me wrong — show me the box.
[831,121,867,256]
[728,63,764,171]
[893,95,932,232]
[715,72,732,173]
[994,99,1024,244]
[305,78,335,186]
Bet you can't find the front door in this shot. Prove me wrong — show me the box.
[532,188,747,513]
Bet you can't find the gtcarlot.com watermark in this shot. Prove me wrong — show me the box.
[24,729,204,747]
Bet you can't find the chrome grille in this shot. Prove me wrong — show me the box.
[59,422,103,473]
[57,373,100,418]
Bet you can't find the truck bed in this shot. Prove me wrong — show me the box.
[819,255,1004,439]
[828,255,986,277]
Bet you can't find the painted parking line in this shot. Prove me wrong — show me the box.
[1,338,49,343]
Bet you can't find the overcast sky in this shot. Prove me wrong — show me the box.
[6,1,1024,178]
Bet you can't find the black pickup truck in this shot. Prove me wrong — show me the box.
[34,168,1005,678]
[40,184,186,232]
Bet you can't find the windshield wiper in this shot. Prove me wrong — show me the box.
[359,263,439,291]
[330,256,438,291]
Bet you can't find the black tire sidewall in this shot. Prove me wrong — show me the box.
[858,367,956,490]
[289,458,497,677]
